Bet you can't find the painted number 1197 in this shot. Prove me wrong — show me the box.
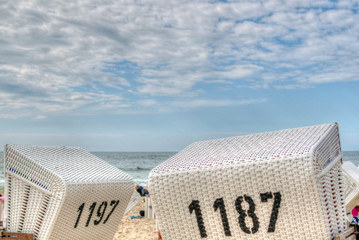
[74,200,120,228]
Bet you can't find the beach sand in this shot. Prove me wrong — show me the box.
[113,196,158,240]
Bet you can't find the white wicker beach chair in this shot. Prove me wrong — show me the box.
[342,161,359,213]
[3,145,134,240]
[149,123,346,240]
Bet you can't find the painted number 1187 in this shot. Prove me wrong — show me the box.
[189,192,281,238]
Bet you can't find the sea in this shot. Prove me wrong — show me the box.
[0,151,358,189]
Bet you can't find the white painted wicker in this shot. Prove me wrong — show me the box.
[342,161,359,213]
[124,190,142,215]
[149,123,346,240]
[3,145,134,240]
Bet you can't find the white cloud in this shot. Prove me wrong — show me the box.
[215,64,264,79]
[137,99,157,107]
[171,98,267,109]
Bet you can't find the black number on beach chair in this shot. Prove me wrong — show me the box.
[189,200,207,238]
[189,192,281,237]
[94,201,108,225]
[74,200,120,228]
[103,200,120,224]
[235,195,259,234]
[86,202,97,227]
[260,192,281,232]
[213,198,231,236]
[74,203,85,228]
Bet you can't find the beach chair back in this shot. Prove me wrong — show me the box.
[124,190,141,215]
[149,123,346,239]
[3,145,134,240]
[342,161,359,213]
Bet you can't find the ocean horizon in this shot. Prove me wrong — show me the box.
[1,151,358,187]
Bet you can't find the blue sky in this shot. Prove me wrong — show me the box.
[0,0,358,151]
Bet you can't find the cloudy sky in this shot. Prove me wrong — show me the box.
[0,0,358,151]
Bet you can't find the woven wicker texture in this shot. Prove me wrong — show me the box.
[342,161,359,213]
[4,145,134,240]
[149,123,346,240]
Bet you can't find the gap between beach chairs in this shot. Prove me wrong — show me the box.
[144,195,161,234]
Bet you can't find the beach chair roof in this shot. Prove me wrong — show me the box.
[151,122,341,175]
[5,145,132,185]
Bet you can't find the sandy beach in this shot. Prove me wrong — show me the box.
[113,196,158,240]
